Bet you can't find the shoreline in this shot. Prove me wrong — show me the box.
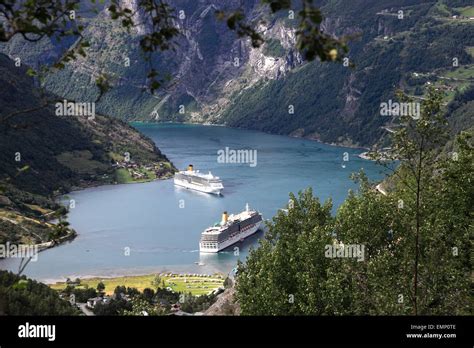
[45,270,226,285]
[47,272,226,297]
[41,262,229,285]
[40,171,175,258]
[15,123,375,283]
[56,172,174,199]
[34,229,77,253]
[131,121,371,151]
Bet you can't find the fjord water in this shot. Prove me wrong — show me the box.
[0,124,385,281]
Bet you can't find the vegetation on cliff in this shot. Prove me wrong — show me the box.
[0,52,175,248]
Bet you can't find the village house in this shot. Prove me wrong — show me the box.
[86,297,103,309]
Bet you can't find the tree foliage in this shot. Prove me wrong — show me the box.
[0,0,347,95]
[0,270,78,315]
[235,91,472,315]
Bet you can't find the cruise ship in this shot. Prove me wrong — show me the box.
[174,165,224,195]
[199,204,263,253]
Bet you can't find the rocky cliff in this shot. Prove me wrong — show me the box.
[1,0,473,147]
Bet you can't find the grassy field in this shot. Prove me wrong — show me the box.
[48,273,225,296]
[56,150,109,174]
[409,65,474,103]
[114,168,157,184]
[457,6,474,17]
[164,275,224,295]
[23,204,52,215]
[0,209,54,244]
[444,65,474,80]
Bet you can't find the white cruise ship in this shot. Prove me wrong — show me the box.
[199,204,263,253]
[174,164,224,195]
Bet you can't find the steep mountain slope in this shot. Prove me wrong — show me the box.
[1,0,473,147]
[222,0,474,146]
[0,0,303,121]
[0,53,175,245]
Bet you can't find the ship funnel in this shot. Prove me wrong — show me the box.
[246,203,249,212]
[187,164,194,171]
[221,211,228,225]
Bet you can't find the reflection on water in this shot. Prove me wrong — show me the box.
[0,124,385,281]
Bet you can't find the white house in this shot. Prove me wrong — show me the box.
[86,297,103,309]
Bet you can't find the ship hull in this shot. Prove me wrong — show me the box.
[199,220,262,253]
[174,178,222,195]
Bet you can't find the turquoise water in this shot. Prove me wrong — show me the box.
[0,124,386,281]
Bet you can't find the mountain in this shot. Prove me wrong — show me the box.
[1,0,473,148]
[34,0,301,124]
[0,52,176,246]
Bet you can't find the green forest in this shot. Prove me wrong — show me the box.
[223,0,474,147]
[0,271,79,315]
[235,90,473,315]
[0,0,472,317]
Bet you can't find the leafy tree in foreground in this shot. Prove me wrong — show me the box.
[0,270,78,315]
[236,188,334,315]
[235,91,472,315]
[122,296,164,316]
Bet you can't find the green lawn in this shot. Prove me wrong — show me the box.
[164,275,224,296]
[48,273,224,296]
[115,168,157,184]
